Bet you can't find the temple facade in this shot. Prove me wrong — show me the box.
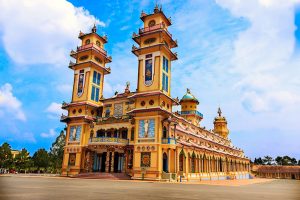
[61,6,250,181]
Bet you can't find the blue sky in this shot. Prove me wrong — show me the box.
[0,0,299,160]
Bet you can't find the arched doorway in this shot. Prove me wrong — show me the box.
[292,174,296,179]
[163,126,167,138]
[100,152,106,172]
[163,152,168,172]
[114,152,119,172]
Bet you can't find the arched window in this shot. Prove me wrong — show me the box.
[85,39,90,45]
[122,129,128,139]
[96,129,105,137]
[114,129,118,138]
[96,40,101,47]
[163,126,167,138]
[105,108,110,117]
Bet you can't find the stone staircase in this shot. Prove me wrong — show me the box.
[73,172,131,180]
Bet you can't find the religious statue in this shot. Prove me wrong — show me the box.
[72,127,77,141]
[144,120,149,138]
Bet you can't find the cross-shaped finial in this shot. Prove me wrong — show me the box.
[218,107,222,117]
[187,88,190,94]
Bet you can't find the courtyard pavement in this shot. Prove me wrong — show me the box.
[0,175,299,200]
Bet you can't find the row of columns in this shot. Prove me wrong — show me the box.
[187,156,250,173]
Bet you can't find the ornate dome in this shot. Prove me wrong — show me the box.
[180,88,199,104]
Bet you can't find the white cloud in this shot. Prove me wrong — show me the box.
[215,0,300,113]
[0,83,26,121]
[46,102,66,118]
[41,129,57,138]
[0,0,104,66]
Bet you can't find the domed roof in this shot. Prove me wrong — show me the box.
[180,88,199,104]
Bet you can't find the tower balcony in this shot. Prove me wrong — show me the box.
[132,43,178,61]
[77,43,107,55]
[178,110,203,118]
[89,137,129,146]
[132,23,177,48]
[139,23,172,38]
[70,43,112,63]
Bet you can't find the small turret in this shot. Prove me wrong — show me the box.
[213,107,229,138]
[179,88,203,126]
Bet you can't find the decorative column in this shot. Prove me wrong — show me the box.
[122,153,126,173]
[105,151,110,172]
[167,148,170,173]
[174,149,177,173]
[110,151,115,172]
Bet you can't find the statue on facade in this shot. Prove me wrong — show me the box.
[72,127,77,141]
[144,120,149,138]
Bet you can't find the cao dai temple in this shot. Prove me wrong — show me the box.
[61,6,250,181]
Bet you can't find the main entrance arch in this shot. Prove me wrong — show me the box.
[163,152,168,172]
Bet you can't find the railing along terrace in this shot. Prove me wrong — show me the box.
[77,43,107,55]
[162,137,176,145]
[178,110,203,118]
[139,23,172,38]
[89,137,129,145]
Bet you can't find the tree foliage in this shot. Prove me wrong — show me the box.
[254,155,300,166]
[0,142,13,169]
[32,148,49,171]
[14,148,30,171]
[1,130,66,174]
[49,130,66,173]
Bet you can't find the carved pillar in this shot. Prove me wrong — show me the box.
[110,151,115,172]
[174,149,177,173]
[122,153,126,173]
[105,151,110,172]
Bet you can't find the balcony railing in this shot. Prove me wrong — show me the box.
[178,110,203,118]
[77,43,107,56]
[139,23,172,38]
[162,137,176,145]
[89,137,129,145]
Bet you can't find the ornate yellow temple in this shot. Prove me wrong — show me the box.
[61,6,250,181]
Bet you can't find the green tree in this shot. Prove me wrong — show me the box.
[254,157,263,165]
[290,158,297,165]
[298,160,300,166]
[14,148,30,172]
[275,156,283,165]
[0,142,13,170]
[282,156,292,165]
[262,156,273,165]
[32,148,49,172]
[49,130,66,173]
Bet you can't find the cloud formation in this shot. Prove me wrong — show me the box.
[0,83,26,121]
[216,0,300,113]
[0,0,104,66]
[40,129,57,138]
[46,102,67,119]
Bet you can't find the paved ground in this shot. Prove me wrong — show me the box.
[0,175,299,200]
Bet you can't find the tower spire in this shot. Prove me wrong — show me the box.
[218,107,222,117]
[92,24,97,33]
